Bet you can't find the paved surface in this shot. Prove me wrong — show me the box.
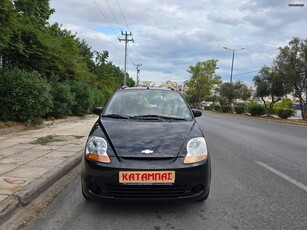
[16,112,307,230]
[0,115,97,224]
[0,113,307,228]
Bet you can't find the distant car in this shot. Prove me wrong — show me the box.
[81,87,211,202]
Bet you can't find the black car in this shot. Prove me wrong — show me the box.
[81,87,211,202]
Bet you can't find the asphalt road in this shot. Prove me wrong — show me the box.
[22,112,307,230]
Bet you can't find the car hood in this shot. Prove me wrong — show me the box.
[100,119,195,158]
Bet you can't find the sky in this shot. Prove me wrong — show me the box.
[48,0,307,86]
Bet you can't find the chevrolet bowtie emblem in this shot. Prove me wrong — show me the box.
[141,149,154,154]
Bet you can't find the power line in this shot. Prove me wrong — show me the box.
[115,0,142,64]
[116,0,130,31]
[93,0,119,38]
[128,43,142,65]
[104,0,123,32]
[233,70,259,76]
[131,41,142,64]
[95,0,142,71]
[221,70,259,78]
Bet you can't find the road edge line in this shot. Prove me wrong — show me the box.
[255,161,307,193]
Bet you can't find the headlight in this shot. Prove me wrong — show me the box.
[85,136,111,163]
[183,137,208,164]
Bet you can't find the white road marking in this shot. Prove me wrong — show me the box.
[255,161,307,193]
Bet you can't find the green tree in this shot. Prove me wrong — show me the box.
[185,59,221,107]
[219,83,235,107]
[1,0,132,108]
[234,81,252,101]
[14,0,54,28]
[0,0,15,53]
[253,66,289,115]
[219,81,252,108]
[1,0,55,72]
[3,23,49,72]
[274,37,307,120]
[93,51,134,92]
[204,95,219,104]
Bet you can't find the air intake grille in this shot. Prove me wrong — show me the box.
[105,184,186,198]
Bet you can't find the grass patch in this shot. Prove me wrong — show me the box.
[35,135,64,145]
[0,121,16,128]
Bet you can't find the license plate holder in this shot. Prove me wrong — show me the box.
[119,171,175,184]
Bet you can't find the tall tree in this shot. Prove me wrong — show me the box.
[219,81,252,108]
[0,0,132,101]
[14,0,54,28]
[253,66,289,115]
[234,81,252,101]
[274,37,307,119]
[1,0,55,72]
[219,82,235,107]
[185,59,221,107]
[0,0,15,54]
[93,51,134,94]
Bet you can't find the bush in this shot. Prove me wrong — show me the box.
[209,104,215,111]
[49,82,74,118]
[271,107,278,115]
[234,104,245,114]
[0,68,52,124]
[277,109,294,119]
[70,81,94,115]
[275,98,293,110]
[246,103,265,116]
[91,88,106,109]
[221,106,231,113]
[213,105,221,111]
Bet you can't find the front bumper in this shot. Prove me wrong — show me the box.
[81,155,211,202]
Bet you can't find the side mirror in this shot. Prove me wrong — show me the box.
[93,107,103,116]
[192,109,202,118]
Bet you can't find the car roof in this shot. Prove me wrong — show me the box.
[119,86,177,92]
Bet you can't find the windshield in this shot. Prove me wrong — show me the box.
[103,90,193,120]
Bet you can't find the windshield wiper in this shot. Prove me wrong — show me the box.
[157,115,187,121]
[102,114,131,119]
[132,115,187,121]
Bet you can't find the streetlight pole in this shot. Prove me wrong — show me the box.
[223,47,245,83]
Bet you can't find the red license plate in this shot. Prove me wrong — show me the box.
[119,171,175,184]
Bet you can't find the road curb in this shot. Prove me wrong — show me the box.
[0,151,82,225]
[202,111,307,127]
[0,126,27,135]
[0,196,19,225]
[0,115,95,136]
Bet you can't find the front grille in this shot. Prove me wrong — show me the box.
[120,157,175,161]
[105,184,186,198]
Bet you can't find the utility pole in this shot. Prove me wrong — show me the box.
[133,63,142,86]
[118,31,134,86]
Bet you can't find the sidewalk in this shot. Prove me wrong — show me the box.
[0,115,97,224]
